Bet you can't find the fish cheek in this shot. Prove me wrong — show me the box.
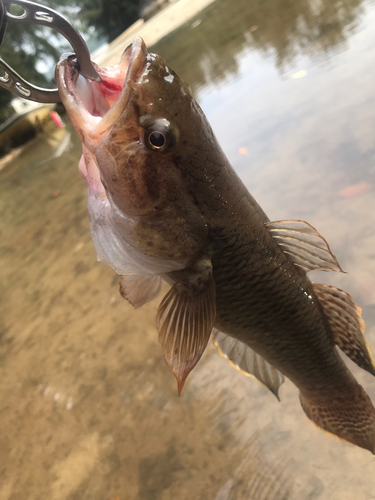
[96,135,208,260]
[94,137,148,215]
[95,135,182,217]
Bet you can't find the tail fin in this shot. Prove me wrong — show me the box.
[300,384,375,453]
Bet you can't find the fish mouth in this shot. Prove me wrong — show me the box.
[56,36,148,152]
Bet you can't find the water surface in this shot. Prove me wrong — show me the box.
[1,0,375,498]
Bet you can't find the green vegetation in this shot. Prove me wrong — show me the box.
[0,0,141,122]
[0,0,366,123]
[0,22,62,121]
[79,0,141,41]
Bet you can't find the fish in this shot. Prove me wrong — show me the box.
[56,36,375,453]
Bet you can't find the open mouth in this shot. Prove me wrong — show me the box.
[56,37,148,149]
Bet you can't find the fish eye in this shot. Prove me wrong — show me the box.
[142,118,176,152]
[149,131,166,149]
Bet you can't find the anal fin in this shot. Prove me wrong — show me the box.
[313,283,375,376]
[212,329,285,400]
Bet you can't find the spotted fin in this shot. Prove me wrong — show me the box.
[119,274,163,308]
[266,220,344,272]
[212,329,285,400]
[156,258,216,395]
[313,283,375,376]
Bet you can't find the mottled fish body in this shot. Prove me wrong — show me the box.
[56,38,375,452]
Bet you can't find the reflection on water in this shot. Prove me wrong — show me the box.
[153,0,367,91]
[1,0,375,498]
[155,0,375,313]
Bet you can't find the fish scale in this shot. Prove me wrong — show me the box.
[214,275,345,397]
[56,36,375,453]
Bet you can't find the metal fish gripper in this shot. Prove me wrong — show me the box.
[0,0,101,103]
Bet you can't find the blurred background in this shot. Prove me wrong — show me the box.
[1,0,375,499]
[0,0,149,122]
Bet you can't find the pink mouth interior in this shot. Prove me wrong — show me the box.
[58,37,147,152]
[73,51,131,122]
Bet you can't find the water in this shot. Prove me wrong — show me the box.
[1,0,375,498]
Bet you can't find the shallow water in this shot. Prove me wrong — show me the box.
[1,0,375,498]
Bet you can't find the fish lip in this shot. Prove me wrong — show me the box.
[55,36,148,151]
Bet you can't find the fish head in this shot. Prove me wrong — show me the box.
[55,37,223,273]
[56,37,213,219]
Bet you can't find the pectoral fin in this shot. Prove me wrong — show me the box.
[156,258,216,394]
[213,329,285,399]
[119,274,163,308]
[313,283,375,376]
[266,220,344,272]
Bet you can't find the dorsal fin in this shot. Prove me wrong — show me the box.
[212,329,284,400]
[119,274,162,308]
[313,283,375,376]
[266,220,344,273]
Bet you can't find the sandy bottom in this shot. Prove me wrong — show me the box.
[2,0,375,496]
[0,120,374,500]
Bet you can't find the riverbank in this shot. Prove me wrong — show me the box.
[93,0,216,66]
